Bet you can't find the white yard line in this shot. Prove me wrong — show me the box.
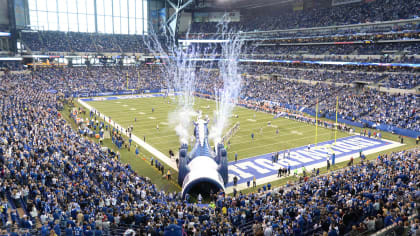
[105,120,311,145]
[78,99,178,170]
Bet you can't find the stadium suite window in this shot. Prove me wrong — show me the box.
[79,14,88,32]
[87,15,95,33]
[28,0,147,35]
[58,13,68,31]
[113,0,121,17]
[67,0,78,14]
[48,12,59,31]
[68,14,79,32]
[128,18,136,35]
[121,17,128,34]
[113,16,121,34]
[105,16,113,34]
[128,0,135,18]
[35,0,46,11]
[103,0,112,16]
[29,11,38,28]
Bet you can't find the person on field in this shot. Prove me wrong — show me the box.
[167,170,171,180]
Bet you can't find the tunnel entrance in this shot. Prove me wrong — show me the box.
[187,181,222,198]
[182,176,225,201]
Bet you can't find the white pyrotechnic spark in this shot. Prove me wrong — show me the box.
[209,20,244,146]
[144,27,219,145]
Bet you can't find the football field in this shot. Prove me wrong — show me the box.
[85,94,350,162]
[79,94,405,193]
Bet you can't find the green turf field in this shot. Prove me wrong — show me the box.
[87,96,351,161]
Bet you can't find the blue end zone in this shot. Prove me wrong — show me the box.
[227,136,392,187]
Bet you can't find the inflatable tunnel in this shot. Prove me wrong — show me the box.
[178,119,228,198]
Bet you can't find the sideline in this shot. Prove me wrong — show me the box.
[78,99,179,170]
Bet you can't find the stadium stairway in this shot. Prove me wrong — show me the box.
[307,84,351,112]
[5,193,21,226]
[16,208,25,224]
[1,207,13,234]
[0,202,13,229]
[372,74,388,84]
[65,34,74,53]
[91,34,100,53]
[376,74,391,85]
[19,198,41,229]
[19,40,32,54]
[110,35,123,53]
[114,37,123,54]
[238,219,254,235]
[5,191,41,230]
[38,31,47,52]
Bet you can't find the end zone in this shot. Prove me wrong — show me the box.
[226,135,403,193]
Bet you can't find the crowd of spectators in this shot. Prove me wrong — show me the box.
[21,29,420,62]
[20,32,43,52]
[243,70,419,131]
[382,74,420,90]
[246,42,420,57]
[21,28,420,55]
[245,54,420,64]
[187,20,419,39]
[19,29,420,71]
[196,66,419,131]
[358,92,418,131]
[66,32,97,52]
[0,61,25,71]
[243,78,419,132]
[0,63,419,235]
[4,64,419,131]
[186,24,420,45]
[30,66,167,97]
[243,66,382,83]
[21,32,148,53]
[190,0,419,33]
[28,64,417,91]
[3,1,418,234]
[321,88,419,132]
[241,23,420,42]
[240,65,417,84]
